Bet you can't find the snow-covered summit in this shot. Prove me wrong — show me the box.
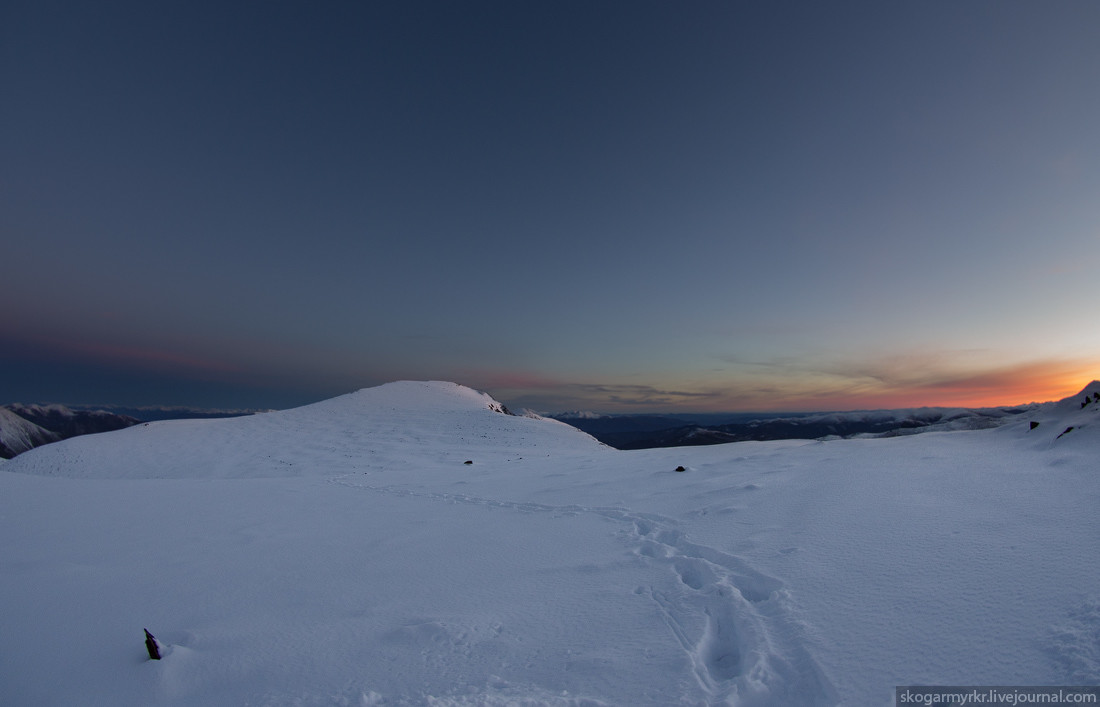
[309,380,512,415]
[1052,379,1100,413]
[4,380,604,480]
[997,380,1100,450]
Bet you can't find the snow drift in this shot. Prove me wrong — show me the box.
[1,380,1097,706]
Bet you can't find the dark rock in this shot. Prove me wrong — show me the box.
[144,629,161,660]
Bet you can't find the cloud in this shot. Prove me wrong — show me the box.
[564,383,723,407]
[460,369,724,412]
[459,352,1097,413]
[720,350,1098,409]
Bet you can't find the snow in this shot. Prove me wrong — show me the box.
[0,407,58,457]
[1,379,1098,706]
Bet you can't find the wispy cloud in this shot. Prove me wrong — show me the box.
[718,351,1097,409]
[564,383,723,407]
[480,353,1097,413]
[464,371,727,412]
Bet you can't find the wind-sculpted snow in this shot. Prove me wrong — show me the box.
[1,380,1097,705]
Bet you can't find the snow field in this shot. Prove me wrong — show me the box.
[1,380,1098,705]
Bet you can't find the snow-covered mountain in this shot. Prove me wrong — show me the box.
[0,406,59,458]
[0,403,139,458]
[5,381,603,480]
[1,379,1097,706]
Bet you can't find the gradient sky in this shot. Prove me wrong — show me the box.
[3,1,1099,413]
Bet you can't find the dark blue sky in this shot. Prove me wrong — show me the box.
[3,1,1099,412]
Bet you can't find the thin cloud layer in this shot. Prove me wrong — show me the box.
[480,355,1097,413]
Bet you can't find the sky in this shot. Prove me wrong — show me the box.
[3,1,1100,414]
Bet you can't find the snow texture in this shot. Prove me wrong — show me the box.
[1,379,1098,706]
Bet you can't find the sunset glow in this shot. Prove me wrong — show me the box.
[3,2,1099,412]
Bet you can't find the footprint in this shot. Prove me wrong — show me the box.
[674,557,717,591]
[637,540,669,558]
[700,593,743,682]
[671,537,783,603]
[1050,598,1100,682]
[324,484,827,702]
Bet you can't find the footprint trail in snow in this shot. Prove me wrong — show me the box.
[330,475,836,705]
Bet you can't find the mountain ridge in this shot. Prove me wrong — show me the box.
[6,380,1095,459]
[551,402,1041,449]
[0,403,139,459]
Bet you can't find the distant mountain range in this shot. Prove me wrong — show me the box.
[549,404,1037,449]
[0,396,1041,460]
[0,403,256,459]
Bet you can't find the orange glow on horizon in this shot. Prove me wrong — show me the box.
[737,361,1099,412]
[483,359,1100,413]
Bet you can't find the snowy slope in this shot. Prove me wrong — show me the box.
[1,380,1097,706]
[0,406,59,458]
[6,381,604,479]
